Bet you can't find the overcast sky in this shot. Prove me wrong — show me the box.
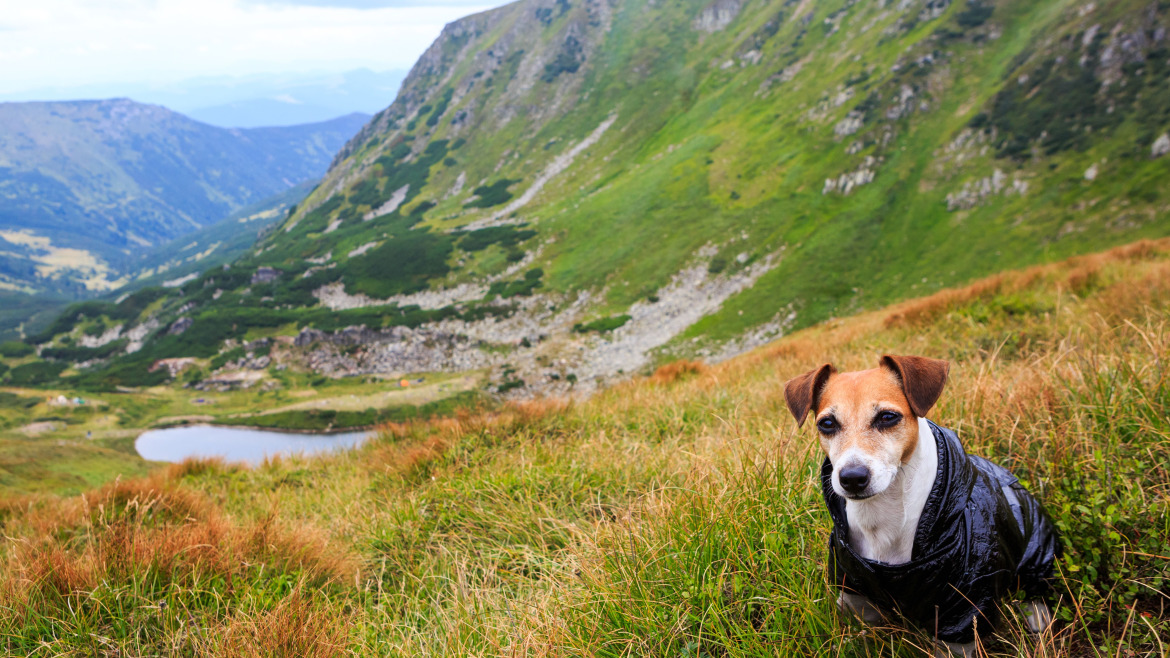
[0,0,512,94]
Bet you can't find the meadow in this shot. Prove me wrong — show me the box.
[1,238,1168,656]
[0,370,478,496]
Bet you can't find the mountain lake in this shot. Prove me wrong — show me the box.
[136,425,371,466]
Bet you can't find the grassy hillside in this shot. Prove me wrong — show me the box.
[1,238,1166,656]
[0,101,367,296]
[20,0,1170,396]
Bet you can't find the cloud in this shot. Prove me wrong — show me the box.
[246,0,499,7]
[0,0,507,94]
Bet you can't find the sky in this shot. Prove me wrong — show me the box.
[0,0,512,95]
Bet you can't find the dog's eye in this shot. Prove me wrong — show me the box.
[874,411,902,428]
[817,417,839,434]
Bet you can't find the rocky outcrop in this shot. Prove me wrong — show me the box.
[168,317,194,336]
[251,267,279,285]
[944,169,1028,211]
[693,0,741,33]
[1152,134,1170,158]
[823,157,879,195]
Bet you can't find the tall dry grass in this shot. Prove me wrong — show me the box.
[2,239,1169,656]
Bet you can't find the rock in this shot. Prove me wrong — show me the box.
[834,111,864,137]
[945,168,1028,211]
[1152,133,1170,158]
[295,327,328,347]
[251,267,279,284]
[1084,163,1099,181]
[693,0,741,33]
[823,157,879,195]
[168,317,194,336]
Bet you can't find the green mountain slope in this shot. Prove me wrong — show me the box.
[16,0,1170,392]
[0,101,368,296]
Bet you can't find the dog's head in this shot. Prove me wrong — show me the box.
[784,355,949,500]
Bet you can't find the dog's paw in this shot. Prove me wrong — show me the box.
[837,592,885,625]
[1021,600,1053,634]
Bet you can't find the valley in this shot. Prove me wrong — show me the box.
[5,0,1168,405]
[0,101,368,299]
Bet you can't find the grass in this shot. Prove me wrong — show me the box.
[0,369,481,496]
[1,238,1167,655]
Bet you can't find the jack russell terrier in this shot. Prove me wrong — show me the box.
[784,355,1058,656]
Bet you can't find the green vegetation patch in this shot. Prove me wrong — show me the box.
[342,231,455,298]
[573,314,632,334]
[221,390,481,431]
[0,341,35,358]
[487,268,544,299]
[456,226,538,252]
[41,339,128,363]
[468,179,519,209]
[4,361,68,387]
[0,391,40,409]
[427,87,455,128]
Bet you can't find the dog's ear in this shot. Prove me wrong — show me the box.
[784,364,836,427]
[880,354,950,418]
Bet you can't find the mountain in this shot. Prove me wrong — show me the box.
[125,181,317,291]
[0,69,407,128]
[0,101,368,296]
[15,0,1170,393]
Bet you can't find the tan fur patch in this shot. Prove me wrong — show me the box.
[815,368,919,465]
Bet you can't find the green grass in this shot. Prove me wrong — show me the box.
[2,240,1167,656]
[0,369,484,496]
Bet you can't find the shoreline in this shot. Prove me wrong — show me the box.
[146,422,379,436]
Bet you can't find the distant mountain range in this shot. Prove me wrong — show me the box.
[0,69,407,128]
[0,99,368,297]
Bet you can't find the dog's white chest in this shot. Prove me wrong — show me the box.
[845,418,938,564]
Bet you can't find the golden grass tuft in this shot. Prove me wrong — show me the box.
[367,397,571,478]
[215,588,350,658]
[883,237,1170,329]
[648,360,709,385]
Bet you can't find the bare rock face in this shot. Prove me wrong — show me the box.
[168,317,194,336]
[944,168,1029,211]
[823,157,880,195]
[251,267,279,285]
[693,0,741,32]
[1152,133,1170,158]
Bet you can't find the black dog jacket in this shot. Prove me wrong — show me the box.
[821,420,1058,644]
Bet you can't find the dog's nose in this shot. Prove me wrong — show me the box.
[838,465,870,496]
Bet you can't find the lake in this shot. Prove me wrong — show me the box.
[135,425,372,466]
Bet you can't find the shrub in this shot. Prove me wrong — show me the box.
[573,314,631,334]
[0,391,39,409]
[542,36,583,83]
[955,1,993,28]
[210,347,247,371]
[488,269,544,298]
[341,231,454,298]
[5,361,67,387]
[426,88,454,127]
[457,226,537,252]
[41,340,128,363]
[0,341,34,358]
[468,179,519,209]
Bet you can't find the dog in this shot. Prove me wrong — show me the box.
[784,355,1058,656]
